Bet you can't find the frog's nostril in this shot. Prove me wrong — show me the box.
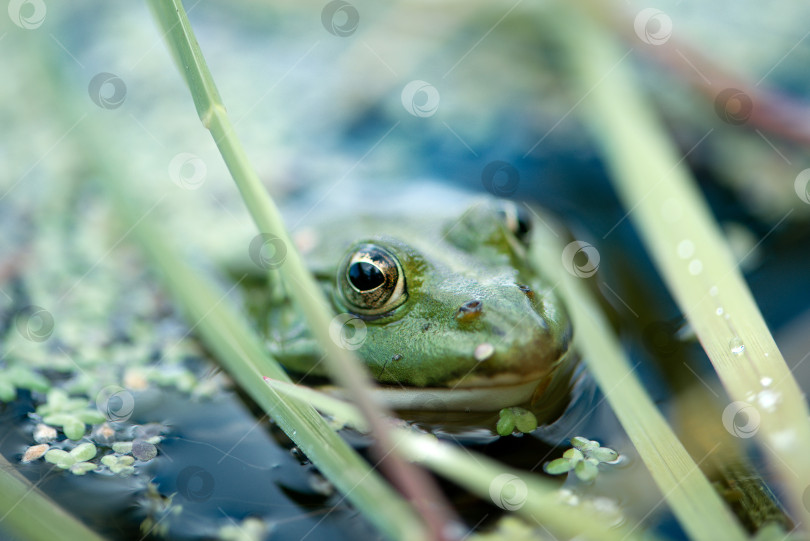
[456,299,483,323]
[517,284,534,300]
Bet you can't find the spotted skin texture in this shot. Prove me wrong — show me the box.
[268,186,573,398]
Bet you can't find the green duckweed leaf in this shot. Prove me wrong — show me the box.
[76,409,106,425]
[574,460,599,482]
[63,417,86,441]
[70,442,97,462]
[112,442,133,454]
[513,409,538,433]
[45,449,77,469]
[591,447,619,463]
[69,462,96,476]
[570,436,590,449]
[7,365,51,393]
[562,448,584,463]
[544,458,574,475]
[496,409,516,436]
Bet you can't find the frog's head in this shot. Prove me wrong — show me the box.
[328,199,573,411]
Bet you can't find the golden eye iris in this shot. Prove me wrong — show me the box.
[339,244,407,315]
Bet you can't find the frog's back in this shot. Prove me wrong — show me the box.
[285,181,479,273]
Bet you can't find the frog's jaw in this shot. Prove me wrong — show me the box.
[370,378,544,412]
[371,350,577,413]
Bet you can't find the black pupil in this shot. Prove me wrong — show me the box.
[497,206,532,241]
[348,261,385,291]
[515,208,531,240]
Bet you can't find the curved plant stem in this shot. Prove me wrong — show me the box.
[145,1,458,538]
[265,377,665,541]
[0,454,106,541]
[583,0,810,147]
[104,196,426,541]
[530,218,747,541]
[560,1,810,531]
[20,14,428,541]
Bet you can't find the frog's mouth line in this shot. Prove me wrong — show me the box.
[316,351,575,413]
[371,377,545,412]
[372,350,576,412]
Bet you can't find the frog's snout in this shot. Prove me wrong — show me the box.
[456,284,534,323]
[443,281,569,380]
[453,285,536,325]
[455,299,484,323]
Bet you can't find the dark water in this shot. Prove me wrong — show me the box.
[3,2,809,540]
[1,388,379,540]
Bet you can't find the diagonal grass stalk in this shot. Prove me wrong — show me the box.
[560,1,810,530]
[145,0,458,537]
[20,21,426,541]
[0,454,107,541]
[530,219,747,541]
[264,378,664,541]
[103,191,426,541]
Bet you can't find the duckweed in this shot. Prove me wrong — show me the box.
[544,437,619,481]
[496,407,539,436]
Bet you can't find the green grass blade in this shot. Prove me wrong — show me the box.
[144,0,350,367]
[531,221,747,541]
[264,378,371,432]
[17,25,426,541]
[394,431,661,541]
[101,193,424,541]
[559,2,810,531]
[144,0,362,373]
[0,454,107,541]
[265,378,664,541]
[145,0,457,534]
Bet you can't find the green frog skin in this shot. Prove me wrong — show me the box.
[257,183,576,420]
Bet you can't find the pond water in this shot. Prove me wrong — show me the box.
[2,1,810,540]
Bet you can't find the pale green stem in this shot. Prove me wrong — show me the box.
[531,220,748,541]
[18,16,426,541]
[0,454,106,541]
[146,0,456,537]
[560,1,810,530]
[265,378,665,541]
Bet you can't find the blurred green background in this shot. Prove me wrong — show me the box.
[3,1,810,539]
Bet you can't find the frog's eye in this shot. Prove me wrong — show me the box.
[497,202,532,244]
[338,244,407,316]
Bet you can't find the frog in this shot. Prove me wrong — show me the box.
[240,182,576,429]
